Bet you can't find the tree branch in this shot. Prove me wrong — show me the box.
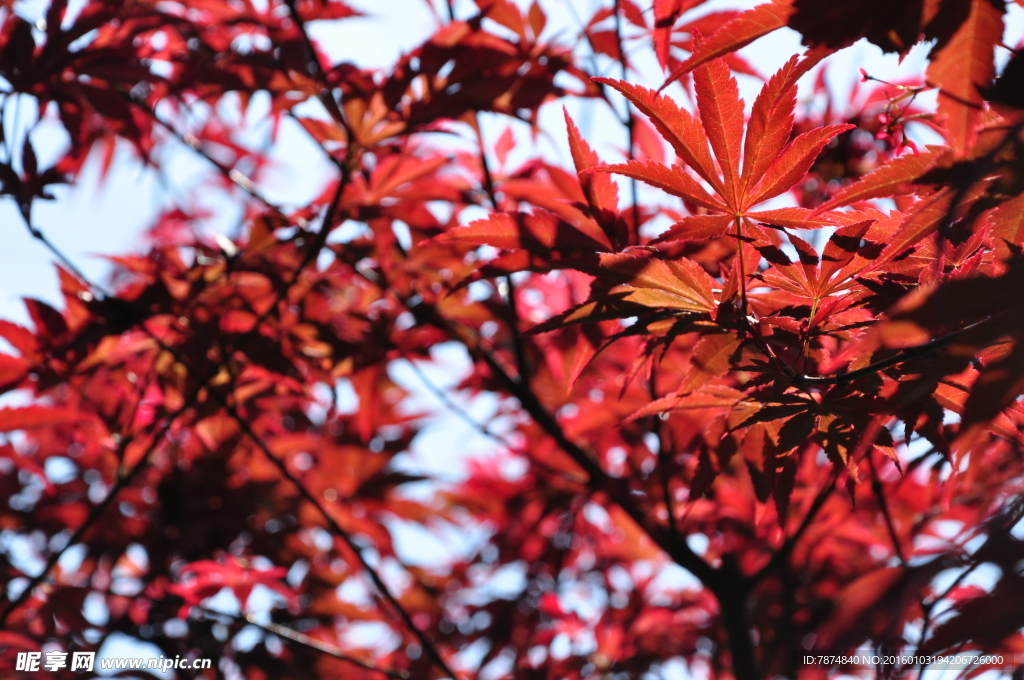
[216,398,460,680]
[21,222,111,298]
[407,300,721,586]
[0,392,198,627]
[471,114,530,384]
[790,315,994,387]
[646,364,679,539]
[125,93,296,219]
[1,82,354,636]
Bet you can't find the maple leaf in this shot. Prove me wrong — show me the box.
[990,191,1024,259]
[788,0,927,52]
[581,250,718,313]
[593,54,851,249]
[868,258,1024,445]
[753,219,875,303]
[986,49,1024,111]
[0,405,85,432]
[668,0,1005,157]
[168,557,297,617]
[430,109,631,269]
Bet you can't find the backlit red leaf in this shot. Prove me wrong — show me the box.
[747,123,854,206]
[815,147,951,211]
[926,0,1005,155]
[693,56,745,207]
[593,78,722,190]
[590,160,724,211]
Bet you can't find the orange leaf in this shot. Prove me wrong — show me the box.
[926,0,1004,155]
[632,114,667,164]
[655,214,735,241]
[876,188,956,264]
[815,147,950,211]
[591,160,725,211]
[627,384,745,421]
[0,354,28,391]
[595,251,717,313]
[436,211,612,252]
[676,333,742,393]
[693,55,745,208]
[742,54,801,194]
[962,340,1024,430]
[746,124,854,206]
[749,207,835,230]
[740,47,831,196]
[369,154,448,201]
[990,191,1024,260]
[564,108,619,217]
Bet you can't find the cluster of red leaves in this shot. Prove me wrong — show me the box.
[2,0,1024,679]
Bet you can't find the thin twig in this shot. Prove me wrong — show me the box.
[908,502,1024,677]
[791,315,994,387]
[17,124,414,680]
[353,263,721,588]
[22,224,111,298]
[283,0,355,142]
[650,365,678,537]
[869,452,907,565]
[401,352,518,451]
[126,93,298,223]
[471,116,530,383]
[401,350,588,484]
[559,0,631,127]
[2,81,352,637]
[199,607,416,680]
[405,297,721,586]
[0,15,444,680]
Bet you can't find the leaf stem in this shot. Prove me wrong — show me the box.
[613,0,641,232]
